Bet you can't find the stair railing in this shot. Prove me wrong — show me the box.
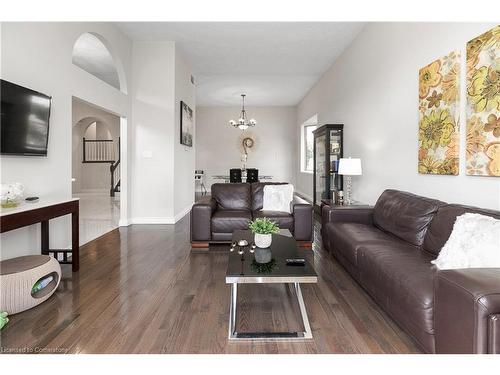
[83,138,115,163]
[110,159,120,197]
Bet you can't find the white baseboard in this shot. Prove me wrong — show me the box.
[119,218,130,226]
[174,205,192,222]
[130,217,176,225]
[128,206,191,225]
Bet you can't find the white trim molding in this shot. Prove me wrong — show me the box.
[174,205,192,222]
[129,217,176,225]
[118,218,130,227]
[128,205,191,226]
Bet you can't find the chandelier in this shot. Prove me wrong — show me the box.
[229,94,257,130]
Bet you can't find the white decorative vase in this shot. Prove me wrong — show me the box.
[1,183,24,209]
[254,233,272,248]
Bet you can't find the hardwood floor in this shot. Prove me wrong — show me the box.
[0,214,421,354]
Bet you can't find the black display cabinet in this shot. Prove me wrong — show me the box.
[312,124,344,214]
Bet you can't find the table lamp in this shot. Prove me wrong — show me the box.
[338,158,362,205]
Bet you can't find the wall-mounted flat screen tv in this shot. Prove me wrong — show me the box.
[1,79,51,156]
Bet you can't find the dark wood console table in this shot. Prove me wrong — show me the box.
[0,198,80,272]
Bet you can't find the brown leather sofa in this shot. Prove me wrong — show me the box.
[322,189,500,354]
[191,182,313,248]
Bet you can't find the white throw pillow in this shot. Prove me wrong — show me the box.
[431,213,500,270]
[262,184,294,214]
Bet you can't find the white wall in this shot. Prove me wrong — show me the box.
[0,22,132,260]
[1,24,197,260]
[130,41,176,223]
[196,106,297,190]
[296,114,318,201]
[296,22,500,209]
[129,42,197,223]
[173,50,196,220]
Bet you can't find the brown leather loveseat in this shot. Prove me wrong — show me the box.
[322,189,500,354]
[191,182,313,249]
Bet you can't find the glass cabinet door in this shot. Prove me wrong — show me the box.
[313,124,343,213]
[315,133,326,207]
[329,129,342,193]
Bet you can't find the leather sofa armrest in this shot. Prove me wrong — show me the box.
[434,268,500,353]
[290,195,313,241]
[322,205,374,226]
[489,314,500,354]
[190,196,217,242]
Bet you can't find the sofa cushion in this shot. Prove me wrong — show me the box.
[373,189,442,246]
[250,182,288,211]
[357,243,436,351]
[252,210,294,232]
[211,183,251,211]
[211,210,252,233]
[326,222,403,266]
[423,204,500,256]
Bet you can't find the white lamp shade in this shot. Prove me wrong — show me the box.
[338,158,362,176]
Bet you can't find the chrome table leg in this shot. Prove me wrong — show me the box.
[294,282,313,339]
[228,282,313,341]
[228,283,237,339]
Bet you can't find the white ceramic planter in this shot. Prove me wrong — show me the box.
[254,233,272,248]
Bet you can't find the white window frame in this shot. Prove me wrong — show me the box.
[300,115,318,174]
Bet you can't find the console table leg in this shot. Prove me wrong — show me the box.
[72,210,79,272]
[41,220,49,255]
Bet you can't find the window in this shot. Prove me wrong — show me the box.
[301,123,317,173]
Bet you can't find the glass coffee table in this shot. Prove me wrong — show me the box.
[226,229,318,340]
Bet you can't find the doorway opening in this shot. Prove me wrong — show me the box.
[72,97,123,245]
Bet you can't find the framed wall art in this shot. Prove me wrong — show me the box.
[418,51,461,175]
[180,101,194,147]
[466,25,500,176]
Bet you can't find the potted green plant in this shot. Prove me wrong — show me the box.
[249,217,279,248]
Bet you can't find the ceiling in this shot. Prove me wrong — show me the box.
[117,22,365,106]
[72,33,121,90]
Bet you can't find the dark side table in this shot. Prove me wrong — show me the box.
[320,198,371,210]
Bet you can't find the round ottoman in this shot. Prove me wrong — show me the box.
[0,255,61,314]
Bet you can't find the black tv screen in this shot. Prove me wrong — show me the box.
[1,79,51,156]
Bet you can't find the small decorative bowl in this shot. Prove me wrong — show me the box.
[1,199,20,209]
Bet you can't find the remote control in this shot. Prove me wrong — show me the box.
[286,258,305,266]
[25,197,39,203]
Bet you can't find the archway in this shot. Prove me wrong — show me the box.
[71,98,122,245]
[72,32,127,94]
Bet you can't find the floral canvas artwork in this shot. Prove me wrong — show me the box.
[466,25,500,176]
[418,51,461,175]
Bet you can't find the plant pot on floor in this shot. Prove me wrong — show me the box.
[254,233,272,248]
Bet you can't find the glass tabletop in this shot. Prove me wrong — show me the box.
[226,230,318,284]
